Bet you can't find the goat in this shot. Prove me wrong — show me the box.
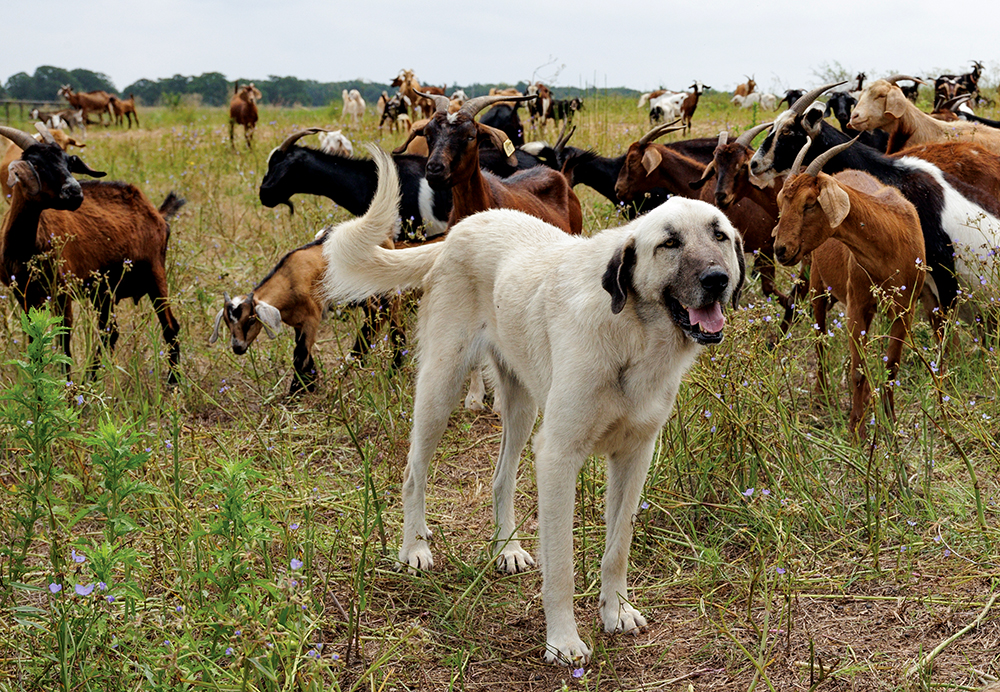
[732,92,778,110]
[613,122,780,313]
[734,75,756,99]
[108,94,139,128]
[449,89,468,113]
[3,128,85,201]
[395,91,582,233]
[934,61,985,108]
[549,97,584,126]
[480,101,526,146]
[649,91,686,124]
[773,137,927,435]
[58,85,112,126]
[29,108,69,131]
[0,124,184,383]
[679,82,708,132]
[849,76,1000,155]
[378,92,411,132]
[342,89,366,124]
[229,82,262,149]
[780,89,805,109]
[526,82,553,127]
[749,81,1000,313]
[824,91,889,152]
[209,232,405,394]
[317,130,353,157]
[376,91,389,121]
[391,70,445,119]
[689,124,805,332]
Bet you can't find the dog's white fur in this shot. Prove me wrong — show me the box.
[322,145,744,666]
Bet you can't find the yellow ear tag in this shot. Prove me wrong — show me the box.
[503,138,515,157]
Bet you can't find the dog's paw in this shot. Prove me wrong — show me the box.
[601,599,647,635]
[495,546,535,574]
[398,541,434,574]
[543,635,591,667]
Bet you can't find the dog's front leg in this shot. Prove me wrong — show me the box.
[491,377,536,573]
[536,439,590,666]
[599,437,656,635]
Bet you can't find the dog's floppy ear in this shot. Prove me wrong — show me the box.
[731,233,746,310]
[602,236,637,314]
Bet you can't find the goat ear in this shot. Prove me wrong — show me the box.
[641,147,662,175]
[209,307,225,344]
[7,160,40,196]
[392,122,425,154]
[885,89,909,120]
[731,232,746,310]
[802,107,825,137]
[255,301,283,339]
[601,236,637,314]
[67,155,105,178]
[478,123,518,166]
[817,177,851,228]
[689,159,716,190]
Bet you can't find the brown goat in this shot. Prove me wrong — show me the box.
[614,122,783,313]
[391,70,445,119]
[209,232,405,394]
[58,85,112,126]
[734,75,756,99]
[2,128,85,201]
[0,124,184,383]
[773,138,927,435]
[229,83,262,149]
[679,82,709,133]
[109,94,139,129]
[395,91,583,234]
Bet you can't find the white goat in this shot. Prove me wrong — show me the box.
[342,89,366,124]
[317,130,354,157]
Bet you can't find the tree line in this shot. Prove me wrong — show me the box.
[3,66,638,107]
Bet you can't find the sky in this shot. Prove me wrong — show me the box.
[5,0,999,95]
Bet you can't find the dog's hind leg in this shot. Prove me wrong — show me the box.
[599,436,656,636]
[491,369,537,574]
[398,336,471,573]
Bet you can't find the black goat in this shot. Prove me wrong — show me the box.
[934,61,985,109]
[550,97,584,125]
[259,129,555,240]
[824,92,889,152]
[479,101,525,146]
[780,89,805,109]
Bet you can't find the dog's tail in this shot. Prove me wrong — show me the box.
[322,144,444,303]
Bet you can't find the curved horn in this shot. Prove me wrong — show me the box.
[414,88,453,115]
[789,137,813,177]
[788,81,847,116]
[0,126,41,151]
[717,130,729,147]
[803,136,859,178]
[34,122,56,144]
[734,121,773,148]
[942,93,973,111]
[555,123,576,153]
[637,118,683,147]
[276,127,329,153]
[886,74,927,86]
[459,92,538,119]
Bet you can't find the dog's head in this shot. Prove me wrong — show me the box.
[602,197,745,345]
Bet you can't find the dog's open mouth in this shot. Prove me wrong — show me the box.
[669,297,726,345]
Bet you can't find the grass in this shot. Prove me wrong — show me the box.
[0,91,998,691]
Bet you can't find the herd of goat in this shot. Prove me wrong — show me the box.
[1,63,999,436]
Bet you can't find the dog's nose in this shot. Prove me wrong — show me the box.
[699,268,729,295]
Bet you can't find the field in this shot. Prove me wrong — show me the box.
[0,92,998,691]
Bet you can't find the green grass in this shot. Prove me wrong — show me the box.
[0,93,998,691]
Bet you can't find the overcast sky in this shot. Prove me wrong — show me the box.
[5,0,998,95]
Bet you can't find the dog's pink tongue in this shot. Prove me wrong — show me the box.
[688,303,725,332]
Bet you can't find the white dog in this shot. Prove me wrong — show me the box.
[322,146,745,666]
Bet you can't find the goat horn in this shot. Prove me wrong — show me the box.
[717,130,729,147]
[637,118,683,147]
[555,123,576,153]
[803,136,859,178]
[789,137,813,177]
[941,93,973,111]
[734,121,773,148]
[413,89,452,115]
[886,74,927,86]
[0,125,39,151]
[788,81,847,116]
[34,122,56,144]
[277,127,329,153]
[459,93,538,119]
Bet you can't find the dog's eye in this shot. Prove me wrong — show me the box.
[714,229,727,242]
[659,238,680,250]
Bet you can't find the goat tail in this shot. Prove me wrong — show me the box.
[158,192,186,220]
[322,144,442,304]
